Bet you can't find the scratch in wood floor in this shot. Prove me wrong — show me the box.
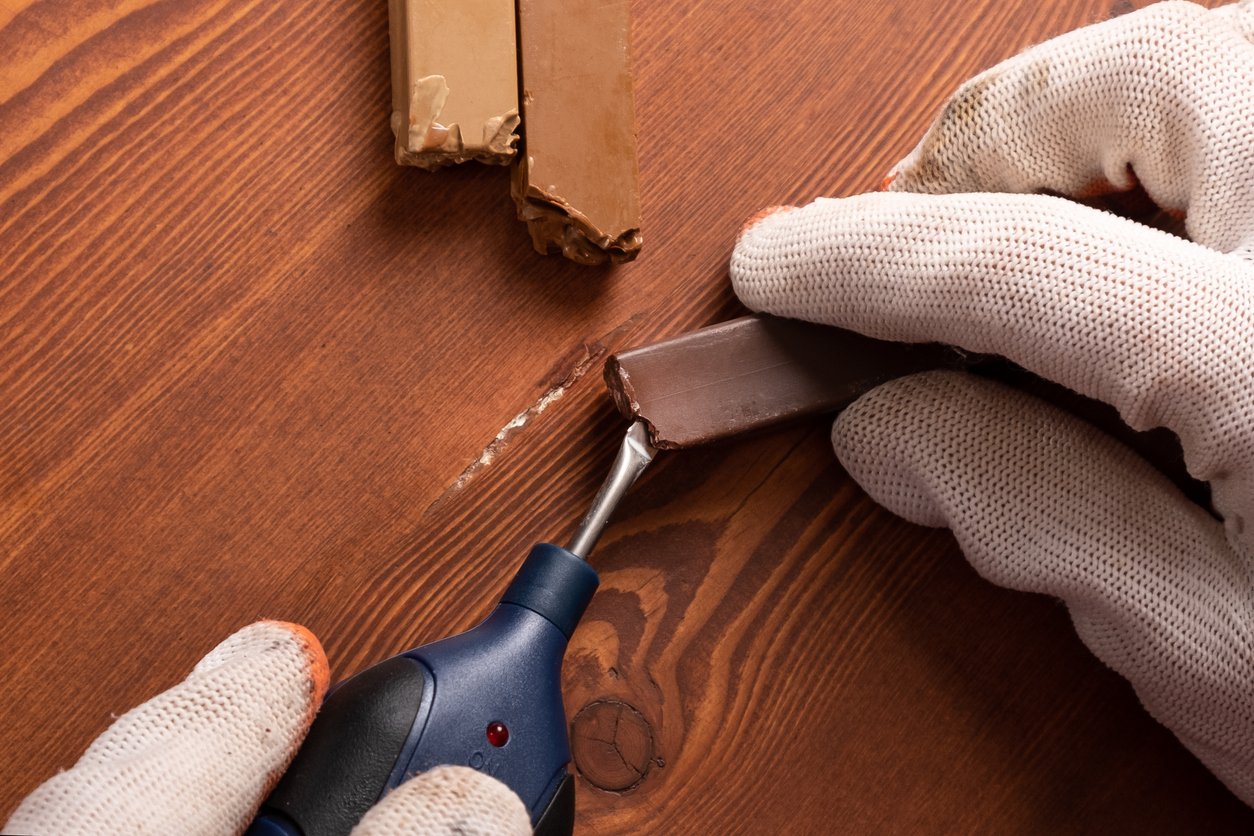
[423,315,644,517]
[429,386,568,509]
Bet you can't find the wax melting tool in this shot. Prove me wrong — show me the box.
[245,311,1211,836]
[245,423,656,836]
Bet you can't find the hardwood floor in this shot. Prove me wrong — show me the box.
[3,0,1250,830]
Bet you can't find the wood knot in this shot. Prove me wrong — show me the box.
[570,699,654,792]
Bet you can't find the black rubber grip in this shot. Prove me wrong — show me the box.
[532,771,576,836]
[259,655,426,836]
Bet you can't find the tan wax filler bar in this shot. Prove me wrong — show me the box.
[512,0,643,265]
[388,0,520,168]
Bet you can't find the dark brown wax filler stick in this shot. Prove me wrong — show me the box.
[605,314,1210,511]
[512,0,643,265]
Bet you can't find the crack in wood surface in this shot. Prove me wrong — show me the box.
[423,315,643,517]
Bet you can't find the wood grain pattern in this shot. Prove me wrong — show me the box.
[3,0,1252,831]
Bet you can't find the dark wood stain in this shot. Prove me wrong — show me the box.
[1,0,1249,832]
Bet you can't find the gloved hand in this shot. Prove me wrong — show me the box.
[731,0,1254,805]
[1,621,531,836]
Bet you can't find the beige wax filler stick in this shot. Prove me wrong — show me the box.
[388,0,643,265]
[388,0,521,168]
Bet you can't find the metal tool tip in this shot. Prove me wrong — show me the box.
[566,421,657,560]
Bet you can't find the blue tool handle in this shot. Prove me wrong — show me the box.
[245,544,597,836]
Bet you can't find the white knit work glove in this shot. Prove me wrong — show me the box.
[1,622,530,836]
[731,0,1254,805]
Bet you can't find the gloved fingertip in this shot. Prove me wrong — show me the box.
[261,620,331,708]
[829,372,966,529]
[349,766,530,836]
[222,622,330,810]
[7,621,334,836]
[737,205,796,239]
[197,621,330,708]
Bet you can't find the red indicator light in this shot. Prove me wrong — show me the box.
[486,721,509,747]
